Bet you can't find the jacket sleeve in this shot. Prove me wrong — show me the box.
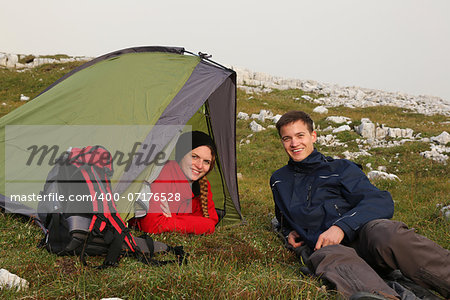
[271,175,293,238]
[333,161,394,242]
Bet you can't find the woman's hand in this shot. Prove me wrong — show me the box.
[160,201,172,218]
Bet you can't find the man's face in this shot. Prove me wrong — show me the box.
[279,120,317,162]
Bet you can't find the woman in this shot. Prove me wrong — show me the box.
[133,131,219,234]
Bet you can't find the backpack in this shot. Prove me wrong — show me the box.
[37,145,187,268]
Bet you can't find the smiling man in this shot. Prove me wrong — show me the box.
[270,111,450,300]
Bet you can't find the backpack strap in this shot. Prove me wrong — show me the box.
[68,164,137,268]
[134,234,189,266]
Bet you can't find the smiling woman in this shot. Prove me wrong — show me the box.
[130,131,219,235]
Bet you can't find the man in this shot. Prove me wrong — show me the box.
[270,110,449,299]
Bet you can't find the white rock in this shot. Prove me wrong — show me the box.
[2,103,6,106]
[420,144,449,164]
[0,269,29,291]
[233,67,450,116]
[377,166,387,172]
[20,94,30,101]
[301,95,313,101]
[257,109,273,122]
[267,125,276,129]
[313,106,328,114]
[0,53,7,66]
[237,112,249,120]
[323,126,334,132]
[440,205,450,221]
[333,125,351,133]
[272,114,282,124]
[5,54,19,68]
[404,128,414,138]
[355,121,376,139]
[375,126,387,139]
[387,128,402,138]
[250,120,265,132]
[316,134,347,147]
[431,131,450,145]
[367,170,400,181]
[366,163,372,170]
[326,116,351,124]
[237,173,243,180]
[342,149,372,160]
[251,113,259,119]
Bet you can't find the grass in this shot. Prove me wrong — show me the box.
[1,62,449,299]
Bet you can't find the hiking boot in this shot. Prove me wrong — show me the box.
[349,291,399,300]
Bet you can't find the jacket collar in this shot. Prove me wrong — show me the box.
[288,149,325,173]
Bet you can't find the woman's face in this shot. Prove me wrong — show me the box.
[179,145,213,182]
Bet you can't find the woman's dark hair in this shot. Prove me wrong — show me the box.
[275,110,314,136]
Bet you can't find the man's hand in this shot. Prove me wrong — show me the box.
[314,225,345,251]
[287,230,304,248]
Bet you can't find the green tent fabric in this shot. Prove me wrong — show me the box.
[0,46,242,225]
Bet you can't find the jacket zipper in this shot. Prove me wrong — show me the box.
[307,185,312,207]
[334,204,342,216]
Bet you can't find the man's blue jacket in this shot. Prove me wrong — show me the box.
[270,149,394,249]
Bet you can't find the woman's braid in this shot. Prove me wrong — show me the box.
[199,176,209,218]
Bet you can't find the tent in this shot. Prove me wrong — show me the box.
[0,46,242,225]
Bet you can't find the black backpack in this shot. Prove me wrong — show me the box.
[37,145,186,268]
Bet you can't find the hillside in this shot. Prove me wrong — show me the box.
[0,53,449,299]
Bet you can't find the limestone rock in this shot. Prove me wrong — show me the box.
[237,112,249,120]
[257,109,273,122]
[440,205,450,221]
[316,134,347,147]
[250,120,265,132]
[0,53,6,66]
[333,125,351,133]
[431,131,450,145]
[342,149,372,160]
[367,170,400,181]
[0,269,29,291]
[326,116,351,124]
[377,166,387,172]
[233,67,450,116]
[20,94,30,101]
[313,106,328,114]
[272,114,282,124]
[355,118,414,140]
[420,144,449,164]
[5,54,18,68]
[355,121,376,139]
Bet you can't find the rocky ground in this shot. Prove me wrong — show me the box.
[233,67,450,117]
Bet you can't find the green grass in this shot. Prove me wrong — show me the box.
[1,63,449,299]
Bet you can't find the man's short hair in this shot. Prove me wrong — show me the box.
[276,110,314,136]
